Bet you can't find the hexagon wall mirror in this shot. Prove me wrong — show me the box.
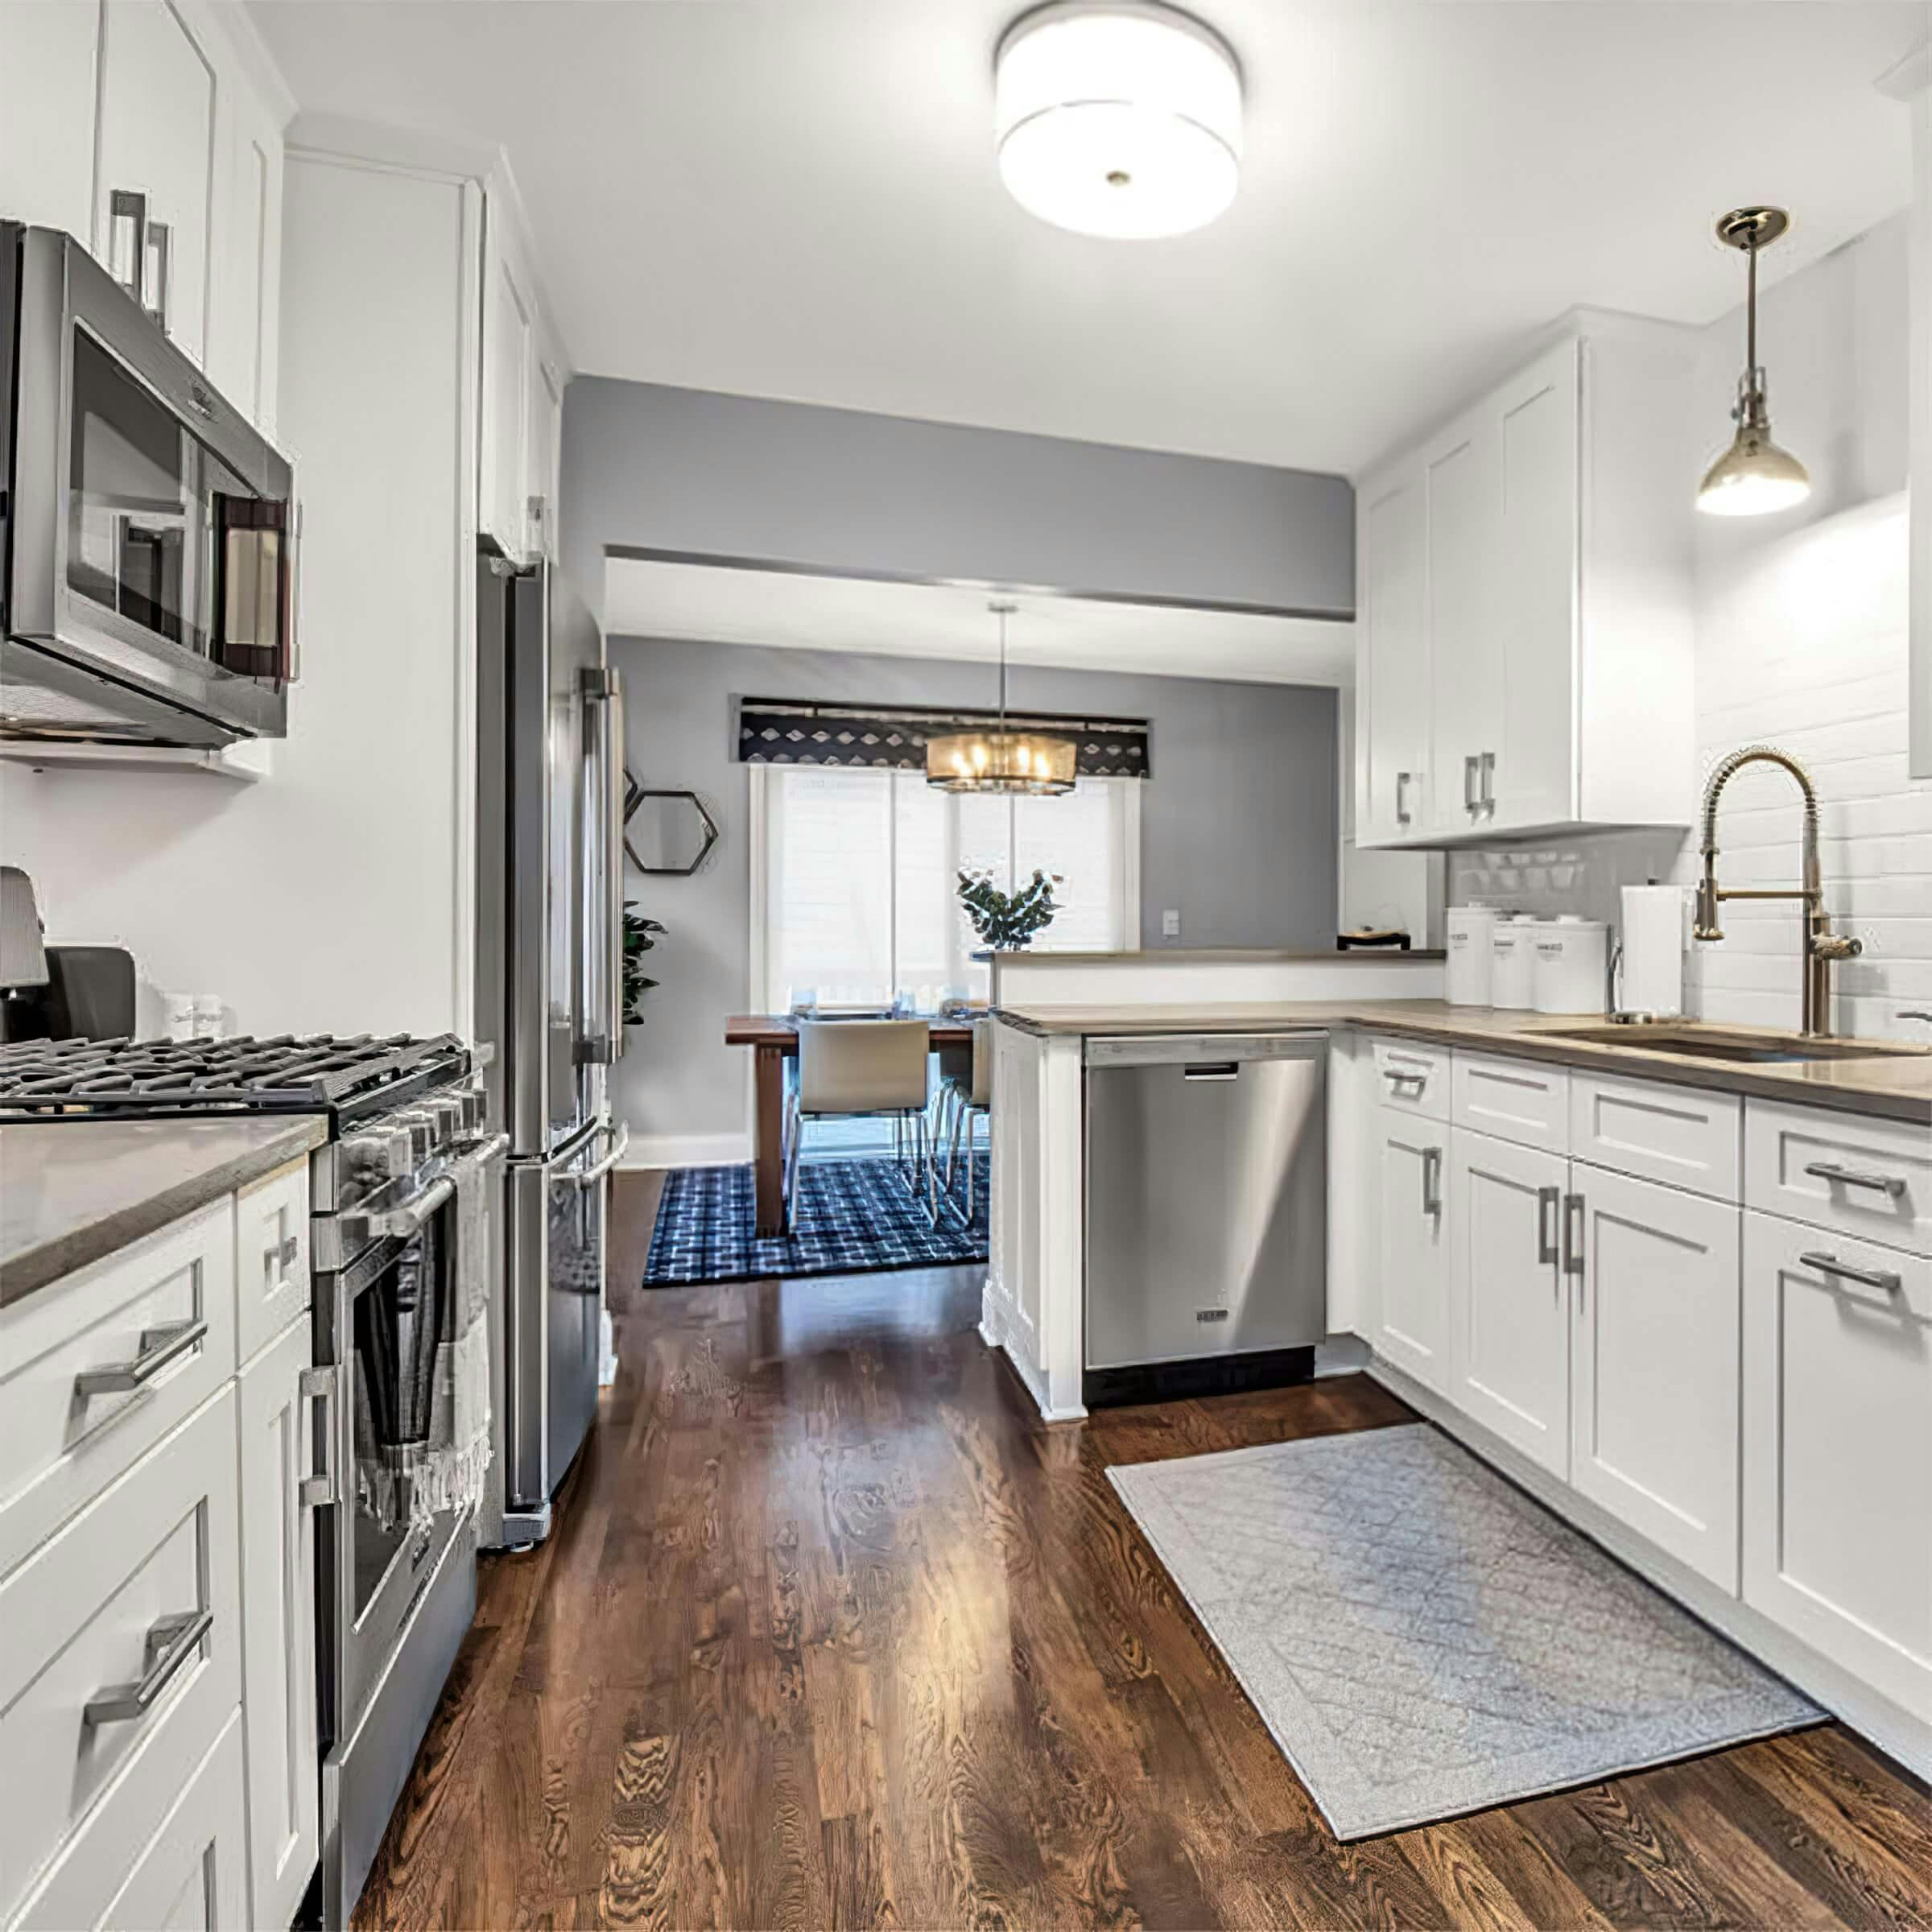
[624,774,720,875]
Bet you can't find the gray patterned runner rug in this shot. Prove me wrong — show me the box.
[1108,1423,1821,1839]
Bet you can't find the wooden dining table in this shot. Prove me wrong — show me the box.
[724,1013,980,1236]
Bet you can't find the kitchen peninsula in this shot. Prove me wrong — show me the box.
[986,989,1932,1786]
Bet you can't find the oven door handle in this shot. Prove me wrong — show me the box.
[565,1121,630,1189]
[363,1174,456,1241]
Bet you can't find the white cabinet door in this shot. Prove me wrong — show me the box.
[94,0,217,363]
[1447,1129,1569,1475]
[204,72,283,436]
[1571,1167,1741,1590]
[526,343,564,564]
[0,0,100,240]
[1356,460,1429,845]
[1491,337,1579,833]
[1743,1212,1932,1720]
[479,206,536,563]
[1424,418,1498,836]
[1373,1107,1450,1390]
[235,1315,320,1932]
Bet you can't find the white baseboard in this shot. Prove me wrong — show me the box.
[618,1130,753,1172]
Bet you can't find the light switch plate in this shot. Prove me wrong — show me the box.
[1162,908,1181,939]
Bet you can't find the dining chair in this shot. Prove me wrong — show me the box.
[785,1018,937,1233]
[941,1018,993,1221]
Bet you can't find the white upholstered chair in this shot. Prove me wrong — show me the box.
[785,1018,936,1232]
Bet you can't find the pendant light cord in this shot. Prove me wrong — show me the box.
[1745,231,1758,380]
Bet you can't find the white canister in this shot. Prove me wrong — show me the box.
[1446,905,1500,1005]
[1533,917,1610,1015]
[1491,916,1542,1009]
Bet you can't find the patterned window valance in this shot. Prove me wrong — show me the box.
[733,697,1151,779]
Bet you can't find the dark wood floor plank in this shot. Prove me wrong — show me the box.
[351,1182,1932,1931]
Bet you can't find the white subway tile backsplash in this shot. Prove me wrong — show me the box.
[1516,492,1927,1041]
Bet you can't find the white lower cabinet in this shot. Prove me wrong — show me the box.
[95,1715,246,1932]
[1448,1130,1569,1476]
[1372,1106,1451,1391]
[1569,1166,1741,1590]
[235,1317,320,1932]
[1742,1211,1932,1721]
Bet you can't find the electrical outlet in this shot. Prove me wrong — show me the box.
[1161,908,1181,939]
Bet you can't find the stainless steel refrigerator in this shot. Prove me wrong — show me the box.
[474,551,626,1548]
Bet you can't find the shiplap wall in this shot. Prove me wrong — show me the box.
[1675,493,1927,1038]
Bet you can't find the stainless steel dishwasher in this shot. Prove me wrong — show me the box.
[1084,1031,1326,1406]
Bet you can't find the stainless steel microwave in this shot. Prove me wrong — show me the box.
[0,222,297,747]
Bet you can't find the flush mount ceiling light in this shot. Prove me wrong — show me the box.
[994,1,1242,239]
[926,601,1077,796]
[1697,205,1812,518]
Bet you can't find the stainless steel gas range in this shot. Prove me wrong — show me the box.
[0,1030,501,1928]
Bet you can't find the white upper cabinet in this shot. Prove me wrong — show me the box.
[1356,466,1429,843]
[0,1,288,433]
[0,1,100,238]
[96,0,216,363]
[1355,318,1700,848]
[479,183,566,568]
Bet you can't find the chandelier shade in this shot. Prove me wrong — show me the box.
[925,601,1078,797]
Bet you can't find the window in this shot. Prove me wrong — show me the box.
[757,767,1137,1009]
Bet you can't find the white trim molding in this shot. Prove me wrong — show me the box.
[619,1130,753,1172]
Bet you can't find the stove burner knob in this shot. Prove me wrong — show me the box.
[460,1088,487,1133]
[344,1128,410,1184]
[425,1096,463,1146]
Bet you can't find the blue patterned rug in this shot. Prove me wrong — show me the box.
[643,1156,990,1286]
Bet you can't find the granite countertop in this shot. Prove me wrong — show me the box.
[991,998,1932,1125]
[994,947,1447,964]
[1,1115,328,1307]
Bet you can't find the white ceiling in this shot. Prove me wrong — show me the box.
[605,557,1355,686]
[248,0,1922,477]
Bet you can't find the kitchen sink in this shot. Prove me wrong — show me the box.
[1543,1024,1921,1065]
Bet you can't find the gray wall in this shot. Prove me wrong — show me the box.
[614,635,1338,1150]
[561,379,1354,625]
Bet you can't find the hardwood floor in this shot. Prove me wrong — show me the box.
[353,1170,1932,1930]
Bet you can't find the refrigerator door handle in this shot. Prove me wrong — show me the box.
[565,1121,630,1189]
[577,667,625,1066]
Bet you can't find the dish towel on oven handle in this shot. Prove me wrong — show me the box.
[406,1140,495,1524]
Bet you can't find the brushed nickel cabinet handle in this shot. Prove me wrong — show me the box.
[84,1609,211,1725]
[1421,1146,1443,1217]
[300,1364,338,1507]
[1800,1250,1903,1294]
[1803,1161,1906,1200]
[1563,1192,1585,1278]
[1395,770,1412,827]
[1480,750,1496,811]
[1537,1185,1560,1264]
[1463,754,1480,812]
[73,1317,207,1399]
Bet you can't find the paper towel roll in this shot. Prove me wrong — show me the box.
[1620,885,1686,1018]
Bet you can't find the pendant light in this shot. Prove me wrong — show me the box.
[1696,206,1811,518]
[926,602,1077,796]
[993,2,1242,240]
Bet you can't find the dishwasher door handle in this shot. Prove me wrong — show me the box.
[1182,1063,1241,1082]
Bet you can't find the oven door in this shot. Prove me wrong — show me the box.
[2,225,295,745]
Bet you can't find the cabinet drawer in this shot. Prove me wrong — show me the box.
[0,1199,236,1581]
[1370,1037,1451,1121]
[1451,1052,1570,1154]
[1571,1074,1740,1201]
[15,1711,246,1932]
[234,1158,310,1368]
[1743,1212,1932,1720]
[0,1390,242,1926]
[1745,1100,1931,1257]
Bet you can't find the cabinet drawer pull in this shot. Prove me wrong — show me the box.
[1463,754,1480,812]
[268,1232,301,1275]
[1537,1185,1560,1264]
[1803,1160,1906,1200]
[1421,1146,1443,1217]
[108,188,147,302]
[1395,771,1413,826]
[1383,1066,1427,1088]
[1562,1191,1585,1278]
[1480,750,1496,811]
[73,1317,207,1399]
[84,1608,212,1726]
[1799,1250,1903,1294]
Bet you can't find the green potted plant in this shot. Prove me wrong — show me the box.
[956,868,1059,951]
[623,903,663,1024]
